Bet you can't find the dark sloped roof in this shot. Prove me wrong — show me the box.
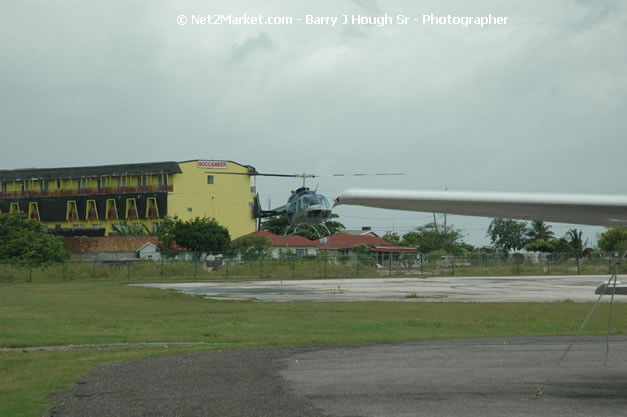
[0,161,182,181]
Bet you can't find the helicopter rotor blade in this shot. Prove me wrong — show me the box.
[205,171,405,178]
[205,172,319,178]
[328,173,406,177]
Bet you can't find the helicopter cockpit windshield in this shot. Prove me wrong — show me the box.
[301,194,331,209]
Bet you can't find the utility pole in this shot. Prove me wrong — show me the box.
[443,185,447,234]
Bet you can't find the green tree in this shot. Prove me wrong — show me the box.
[525,221,555,242]
[352,244,372,256]
[228,235,272,259]
[487,218,528,253]
[260,213,344,240]
[381,232,402,245]
[565,228,588,257]
[0,213,70,264]
[598,227,627,253]
[524,239,559,253]
[159,216,230,254]
[402,222,469,254]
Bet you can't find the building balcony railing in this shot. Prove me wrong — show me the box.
[0,184,173,199]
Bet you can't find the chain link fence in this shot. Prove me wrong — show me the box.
[0,252,625,283]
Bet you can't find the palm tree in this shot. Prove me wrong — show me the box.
[526,221,555,242]
[565,228,587,257]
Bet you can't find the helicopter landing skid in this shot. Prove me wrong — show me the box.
[283,223,330,238]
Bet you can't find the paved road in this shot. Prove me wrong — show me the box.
[137,275,626,302]
[48,337,627,417]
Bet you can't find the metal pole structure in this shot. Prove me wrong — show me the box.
[389,253,392,277]
[259,258,263,279]
[194,259,198,280]
[451,256,455,276]
[226,259,229,279]
[324,255,327,279]
[516,256,520,275]
[160,257,164,280]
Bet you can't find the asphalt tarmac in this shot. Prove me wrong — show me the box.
[47,337,627,417]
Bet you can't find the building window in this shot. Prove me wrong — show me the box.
[57,180,61,189]
[28,202,40,221]
[1,183,6,194]
[126,198,138,219]
[86,200,98,221]
[207,175,214,185]
[67,201,79,221]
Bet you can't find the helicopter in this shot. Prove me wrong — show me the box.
[206,169,404,237]
[252,174,334,236]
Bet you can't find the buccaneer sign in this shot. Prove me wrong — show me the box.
[198,161,228,169]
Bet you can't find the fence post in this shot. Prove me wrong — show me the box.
[547,257,551,275]
[356,256,359,278]
[324,255,327,279]
[194,259,198,280]
[259,258,263,279]
[576,257,580,274]
[484,254,488,275]
[292,257,295,279]
[516,257,520,275]
[389,253,392,277]
[421,255,424,275]
[160,257,164,280]
[226,259,229,279]
[451,256,455,276]
[127,261,130,281]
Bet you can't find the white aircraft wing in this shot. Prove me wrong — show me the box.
[334,189,627,227]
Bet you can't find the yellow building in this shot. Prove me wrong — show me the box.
[0,160,257,239]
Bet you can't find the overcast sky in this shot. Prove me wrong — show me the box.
[1,0,625,246]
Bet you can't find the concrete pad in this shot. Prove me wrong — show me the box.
[136,275,627,302]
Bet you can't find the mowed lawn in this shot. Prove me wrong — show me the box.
[1,281,626,417]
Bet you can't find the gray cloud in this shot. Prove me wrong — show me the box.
[231,32,274,63]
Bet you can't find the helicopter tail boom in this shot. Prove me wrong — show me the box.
[253,193,286,219]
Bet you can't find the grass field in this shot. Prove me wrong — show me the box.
[1,280,626,417]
